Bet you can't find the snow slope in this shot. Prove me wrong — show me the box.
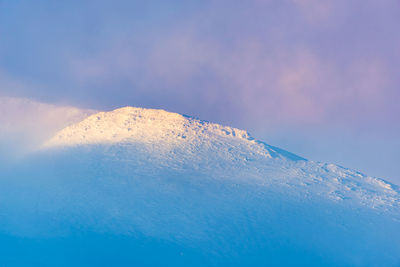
[44,107,399,210]
[0,106,399,266]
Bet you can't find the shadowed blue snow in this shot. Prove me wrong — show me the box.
[0,144,399,266]
[0,107,399,266]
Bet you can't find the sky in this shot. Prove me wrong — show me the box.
[0,0,399,183]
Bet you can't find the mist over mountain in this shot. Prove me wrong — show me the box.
[0,96,97,157]
[0,106,399,266]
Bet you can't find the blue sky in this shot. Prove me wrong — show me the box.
[0,0,399,183]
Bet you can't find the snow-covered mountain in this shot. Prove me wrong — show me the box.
[44,107,399,210]
[1,106,399,266]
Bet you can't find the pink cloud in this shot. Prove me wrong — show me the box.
[65,31,396,128]
[0,96,97,150]
[61,2,399,131]
[292,0,340,24]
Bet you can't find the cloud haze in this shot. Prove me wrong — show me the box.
[0,96,96,156]
[0,0,399,182]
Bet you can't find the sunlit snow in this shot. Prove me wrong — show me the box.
[0,106,399,266]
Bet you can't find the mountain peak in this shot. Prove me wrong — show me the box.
[40,106,400,212]
[45,106,249,145]
[43,106,305,162]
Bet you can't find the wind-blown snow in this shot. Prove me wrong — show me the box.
[0,96,97,156]
[1,106,399,266]
[0,96,96,136]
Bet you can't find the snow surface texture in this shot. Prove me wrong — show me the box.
[1,106,399,266]
[45,107,399,211]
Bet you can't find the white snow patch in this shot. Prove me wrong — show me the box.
[41,106,400,212]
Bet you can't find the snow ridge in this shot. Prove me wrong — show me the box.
[44,106,303,161]
[43,106,399,212]
[45,107,249,145]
